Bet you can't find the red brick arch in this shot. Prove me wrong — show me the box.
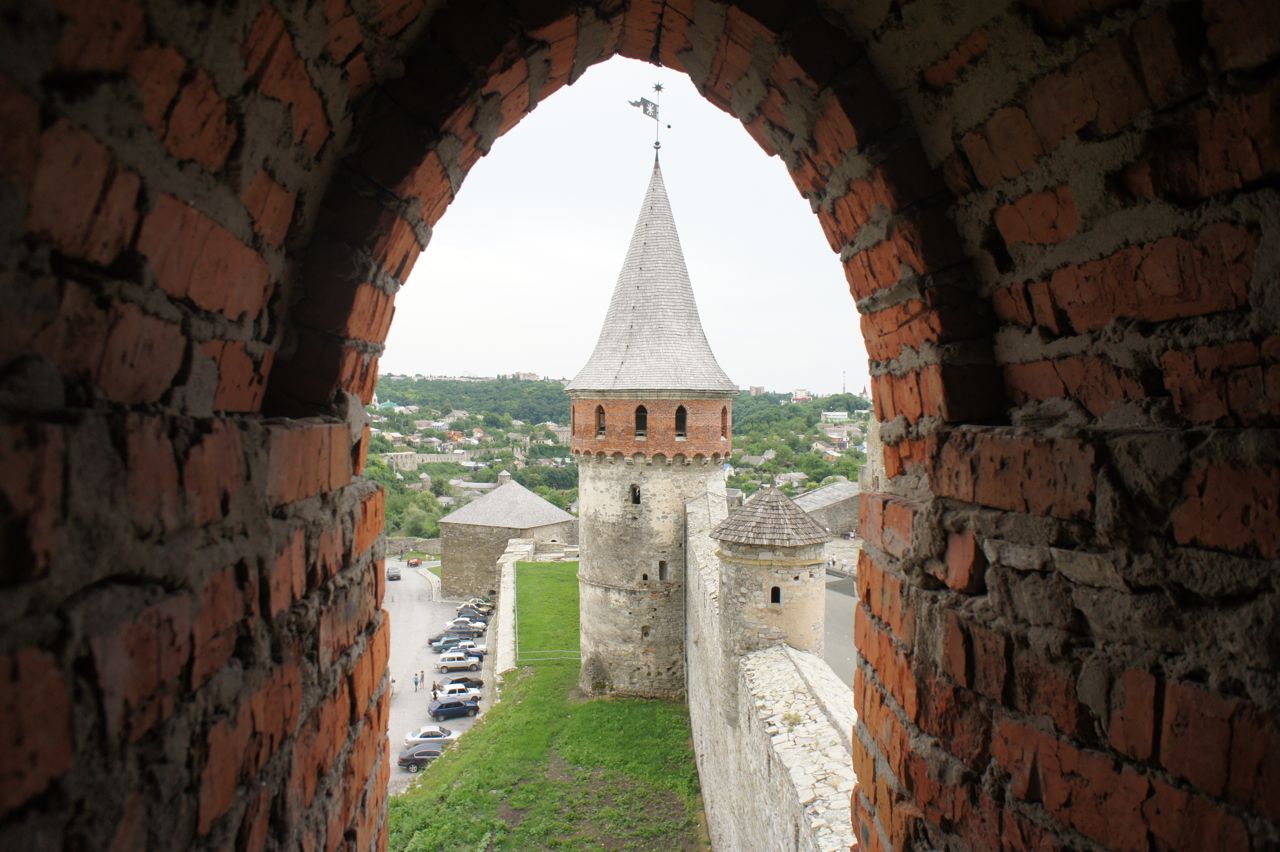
[2,0,1278,850]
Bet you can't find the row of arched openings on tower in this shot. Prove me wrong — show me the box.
[588,405,728,439]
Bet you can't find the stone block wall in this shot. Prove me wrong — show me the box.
[439,519,576,600]
[686,494,856,851]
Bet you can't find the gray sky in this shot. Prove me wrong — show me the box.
[380,57,872,397]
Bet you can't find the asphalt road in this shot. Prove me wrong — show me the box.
[824,575,858,689]
[383,557,493,796]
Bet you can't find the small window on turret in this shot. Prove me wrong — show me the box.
[641,626,651,639]
[770,586,781,604]
[659,560,668,581]
[721,406,728,439]
[630,484,641,504]
[675,405,687,438]
[596,405,606,437]
[635,405,647,438]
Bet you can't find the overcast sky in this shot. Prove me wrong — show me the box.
[380,57,872,397]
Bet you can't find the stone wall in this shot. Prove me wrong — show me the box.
[578,454,723,697]
[386,536,440,556]
[797,497,860,538]
[439,520,576,600]
[685,494,856,851]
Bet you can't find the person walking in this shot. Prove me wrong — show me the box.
[412,672,420,692]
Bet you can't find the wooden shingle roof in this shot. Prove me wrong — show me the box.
[711,487,830,547]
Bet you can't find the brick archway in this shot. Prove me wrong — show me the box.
[2,1,1278,849]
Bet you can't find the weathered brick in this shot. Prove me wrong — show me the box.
[138,195,273,321]
[994,185,1078,246]
[243,7,331,155]
[1108,668,1157,762]
[268,528,306,617]
[53,0,145,72]
[98,301,186,405]
[0,649,73,813]
[26,120,140,266]
[922,28,988,90]
[931,430,1096,520]
[184,421,244,527]
[1160,338,1280,425]
[960,107,1043,188]
[192,565,256,686]
[1205,0,1280,72]
[266,420,352,506]
[1013,223,1255,335]
[1004,355,1148,417]
[241,170,295,247]
[125,414,181,535]
[90,595,194,740]
[1170,463,1280,558]
[992,718,1150,850]
[0,423,64,582]
[0,76,39,192]
[1142,775,1251,851]
[931,530,986,593]
[201,339,274,413]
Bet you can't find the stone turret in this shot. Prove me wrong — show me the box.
[712,487,829,655]
[569,157,736,698]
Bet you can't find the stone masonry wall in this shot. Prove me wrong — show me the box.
[686,492,856,851]
[439,519,575,600]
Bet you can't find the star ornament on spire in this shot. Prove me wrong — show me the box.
[629,83,671,150]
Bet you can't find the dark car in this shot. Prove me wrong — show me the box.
[429,697,479,722]
[429,631,466,646]
[397,742,443,773]
[446,675,483,689]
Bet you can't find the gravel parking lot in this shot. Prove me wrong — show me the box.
[383,558,496,795]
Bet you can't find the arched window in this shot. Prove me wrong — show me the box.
[571,406,576,434]
[595,405,605,437]
[770,586,781,604]
[675,405,687,438]
[635,405,647,438]
[720,406,728,439]
[658,560,668,581]
[630,484,641,504]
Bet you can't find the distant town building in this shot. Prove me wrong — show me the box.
[793,479,861,536]
[513,371,540,381]
[820,410,850,423]
[439,471,577,598]
[791,389,812,402]
[749,386,766,396]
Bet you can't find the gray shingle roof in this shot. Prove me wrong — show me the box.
[566,159,737,395]
[438,479,574,529]
[793,479,861,512]
[711,487,830,547]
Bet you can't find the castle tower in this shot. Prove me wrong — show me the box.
[567,157,737,698]
[711,487,829,655]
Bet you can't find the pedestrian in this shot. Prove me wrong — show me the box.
[420,669,425,685]
[412,672,420,692]
[431,687,438,700]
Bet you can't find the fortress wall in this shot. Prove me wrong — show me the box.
[685,497,856,851]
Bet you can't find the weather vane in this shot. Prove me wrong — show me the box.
[629,82,671,152]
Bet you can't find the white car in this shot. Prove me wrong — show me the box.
[454,640,487,658]
[439,682,482,701]
[442,617,487,632]
[437,651,482,672]
[403,725,457,748]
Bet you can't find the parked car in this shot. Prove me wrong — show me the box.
[453,640,487,659]
[428,630,467,644]
[439,682,482,701]
[397,742,443,773]
[437,651,482,672]
[457,599,493,614]
[446,675,483,690]
[456,606,488,620]
[403,725,457,748]
[428,697,479,721]
[386,564,402,581]
[450,623,487,638]
[407,557,422,567]
[432,636,468,654]
[443,616,487,632]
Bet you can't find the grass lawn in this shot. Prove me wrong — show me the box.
[387,561,707,851]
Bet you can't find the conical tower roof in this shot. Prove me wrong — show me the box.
[711,487,830,547]
[566,159,737,395]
